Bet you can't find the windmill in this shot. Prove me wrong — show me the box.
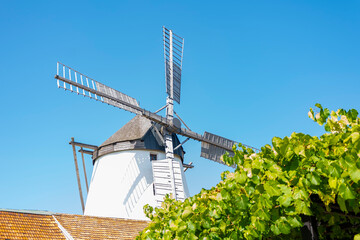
[55,27,258,220]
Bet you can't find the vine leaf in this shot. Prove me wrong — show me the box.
[137,105,360,240]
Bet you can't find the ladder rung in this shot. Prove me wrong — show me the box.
[152,158,186,205]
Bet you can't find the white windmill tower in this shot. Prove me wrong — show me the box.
[55,27,258,220]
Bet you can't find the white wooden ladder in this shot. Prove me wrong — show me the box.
[151,159,185,207]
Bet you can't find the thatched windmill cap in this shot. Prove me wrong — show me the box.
[92,115,184,161]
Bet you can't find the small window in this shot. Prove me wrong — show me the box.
[150,154,157,161]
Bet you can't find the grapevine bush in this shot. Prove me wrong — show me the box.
[137,104,360,239]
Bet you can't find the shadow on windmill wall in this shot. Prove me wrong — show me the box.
[122,152,152,216]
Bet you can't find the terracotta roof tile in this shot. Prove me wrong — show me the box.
[0,210,148,239]
[54,214,149,240]
[0,211,65,239]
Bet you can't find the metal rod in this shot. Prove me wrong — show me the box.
[174,137,190,151]
[172,38,183,45]
[86,77,91,98]
[57,62,96,82]
[154,104,168,114]
[74,72,79,94]
[62,65,66,89]
[69,69,73,91]
[165,47,182,58]
[184,162,193,172]
[91,80,97,100]
[164,35,171,42]
[164,33,183,45]
[181,38,184,69]
[172,66,182,75]
[171,45,183,55]
[171,39,183,50]
[70,137,85,213]
[171,53,182,63]
[163,27,167,92]
[174,111,191,130]
[80,75,85,95]
[163,28,170,34]
[57,62,59,88]
[80,147,89,192]
[164,37,183,50]
[172,32,183,40]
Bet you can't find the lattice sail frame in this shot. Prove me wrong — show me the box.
[201,132,260,167]
[56,62,141,115]
[163,27,184,104]
[55,28,260,168]
[201,132,235,164]
[55,62,260,168]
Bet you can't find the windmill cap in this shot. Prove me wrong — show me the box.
[99,115,152,147]
[92,115,185,162]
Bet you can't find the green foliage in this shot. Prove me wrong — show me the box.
[137,105,360,239]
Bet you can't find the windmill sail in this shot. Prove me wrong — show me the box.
[54,27,262,214]
[200,131,260,166]
[141,112,260,167]
[55,62,142,115]
[55,29,259,169]
[200,132,235,165]
[131,111,260,167]
[163,27,184,104]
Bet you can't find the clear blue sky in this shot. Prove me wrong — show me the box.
[0,1,359,214]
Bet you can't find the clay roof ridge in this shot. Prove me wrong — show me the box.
[0,209,149,222]
[0,208,55,215]
[55,213,150,222]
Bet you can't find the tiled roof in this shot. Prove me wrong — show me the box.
[0,210,65,239]
[0,210,149,240]
[55,214,149,240]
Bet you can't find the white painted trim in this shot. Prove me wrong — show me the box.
[52,215,74,240]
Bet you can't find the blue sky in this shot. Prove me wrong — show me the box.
[0,1,359,214]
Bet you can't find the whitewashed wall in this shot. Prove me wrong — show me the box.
[84,149,189,220]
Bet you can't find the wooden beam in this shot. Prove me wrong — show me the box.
[71,137,85,213]
[69,139,98,150]
[78,149,94,155]
[80,147,89,192]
